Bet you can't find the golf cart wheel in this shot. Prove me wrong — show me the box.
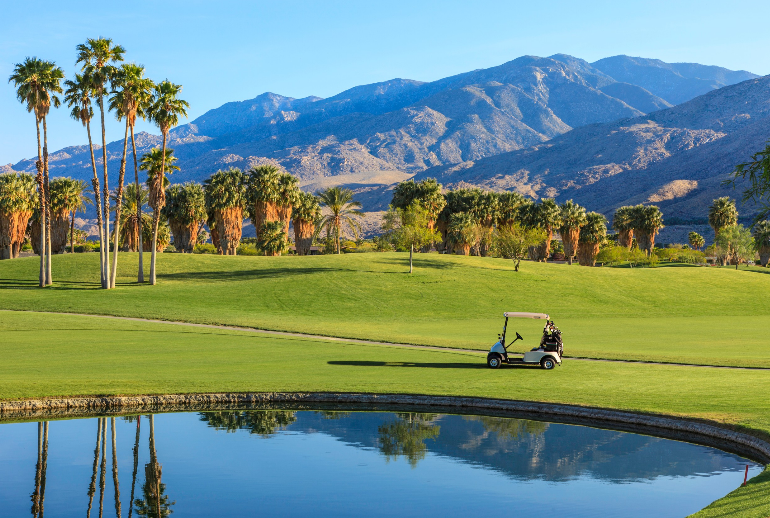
[540,357,556,370]
[487,354,502,369]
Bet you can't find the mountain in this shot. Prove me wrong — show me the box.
[9,54,760,228]
[399,74,770,222]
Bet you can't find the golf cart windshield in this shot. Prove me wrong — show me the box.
[503,312,550,319]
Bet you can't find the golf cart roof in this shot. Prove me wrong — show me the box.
[504,312,550,319]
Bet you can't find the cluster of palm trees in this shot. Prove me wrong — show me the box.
[391,179,609,266]
[611,205,665,255]
[7,37,188,287]
[706,196,770,267]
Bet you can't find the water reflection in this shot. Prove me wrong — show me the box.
[0,410,762,518]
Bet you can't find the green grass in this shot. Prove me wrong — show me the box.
[1,252,770,367]
[1,310,769,517]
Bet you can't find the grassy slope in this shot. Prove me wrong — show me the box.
[1,253,769,367]
[1,311,768,517]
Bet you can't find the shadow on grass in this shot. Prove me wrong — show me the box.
[159,266,344,281]
[328,360,489,370]
[0,278,103,290]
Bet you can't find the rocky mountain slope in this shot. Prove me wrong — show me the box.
[8,54,759,224]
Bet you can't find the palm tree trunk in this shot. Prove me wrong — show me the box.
[131,125,144,283]
[111,417,122,518]
[34,117,45,287]
[31,422,42,516]
[42,116,52,285]
[86,120,106,288]
[150,134,167,285]
[110,120,131,288]
[336,217,341,254]
[99,94,111,290]
[99,418,107,518]
[70,211,75,254]
[87,418,103,518]
[128,416,141,518]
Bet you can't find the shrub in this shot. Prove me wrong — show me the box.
[75,243,95,253]
[193,243,217,254]
[236,244,260,256]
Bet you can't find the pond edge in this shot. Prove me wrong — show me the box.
[1,392,768,464]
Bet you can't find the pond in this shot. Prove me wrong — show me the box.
[0,409,762,517]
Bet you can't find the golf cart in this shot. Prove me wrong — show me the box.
[487,312,563,370]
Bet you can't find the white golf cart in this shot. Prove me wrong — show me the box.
[487,312,563,370]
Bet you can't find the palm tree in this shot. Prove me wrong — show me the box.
[558,200,587,265]
[163,182,207,252]
[258,220,287,256]
[632,205,664,255]
[0,172,37,259]
[292,191,321,255]
[437,188,480,252]
[87,418,103,518]
[64,72,107,282]
[612,206,635,250]
[8,57,64,286]
[76,37,126,289]
[276,172,300,240]
[688,231,705,252]
[134,415,175,517]
[246,164,282,240]
[447,211,479,255]
[471,191,499,256]
[145,80,189,283]
[117,184,149,251]
[203,168,248,255]
[496,191,526,228]
[391,178,446,231]
[50,177,92,254]
[142,215,171,254]
[128,416,141,518]
[140,147,180,278]
[752,221,770,267]
[111,417,122,517]
[577,212,607,266]
[708,197,739,236]
[529,198,561,261]
[316,187,364,254]
[109,63,155,286]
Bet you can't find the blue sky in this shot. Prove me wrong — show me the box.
[2,0,769,165]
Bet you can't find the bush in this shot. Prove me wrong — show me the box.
[193,243,217,254]
[74,243,95,253]
[236,244,260,256]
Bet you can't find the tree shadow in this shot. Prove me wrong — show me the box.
[0,278,104,291]
[328,360,488,370]
[158,266,343,281]
[373,257,461,270]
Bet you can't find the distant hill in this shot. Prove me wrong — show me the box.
[9,53,760,225]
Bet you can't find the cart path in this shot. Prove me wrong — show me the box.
[9,310,769,371]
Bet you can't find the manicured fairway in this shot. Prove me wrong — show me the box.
[0,311,768,517]
[0,253,768,367]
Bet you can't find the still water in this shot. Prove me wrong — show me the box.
[0,410,761,517]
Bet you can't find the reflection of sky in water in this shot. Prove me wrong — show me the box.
[0,411,761,517]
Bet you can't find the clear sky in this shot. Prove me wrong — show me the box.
[2,0,769,165]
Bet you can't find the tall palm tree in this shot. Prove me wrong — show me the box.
[140,147,180,279]
[437,188,479,252]
[559,200,587,265]
[612,206,635,250]
[76,37,126,289]
[50,177,92,254]
[577,212,607,266]
[145,80,189,284]
[246,164,282,240]
[64,72,106,282]
[708,197,738,265]
[163,182,207,252]
[752,220,770,267]
[292,191,321,255]
[471,191,499,256]
[496,191,526,228]
[316,187,364,254]
[0,172,37,259]
[632,205,664,255]
[204,168,248,255]
[109,63,155,286]
[8,57,63,286]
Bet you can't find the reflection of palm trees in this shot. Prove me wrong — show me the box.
[111,418,122,518]
[134,415,174,517]
[378,413,440,467]
[87,419,103,517]
[199,411,297,437]
[30,422,49,517]
[128,416,141,518]
[99,419,107,518]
